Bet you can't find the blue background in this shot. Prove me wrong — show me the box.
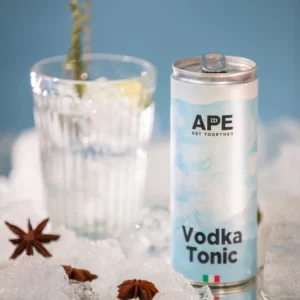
[0,0,299,136]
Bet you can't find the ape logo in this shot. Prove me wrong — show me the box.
[192,115,233,131]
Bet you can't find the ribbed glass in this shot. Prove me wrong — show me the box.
[30,54,157,238]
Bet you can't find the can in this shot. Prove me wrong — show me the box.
[211,277,257,300]
[171,53,258,287]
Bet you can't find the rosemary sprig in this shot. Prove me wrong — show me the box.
[84,0,91,71]
[65,0,91,98]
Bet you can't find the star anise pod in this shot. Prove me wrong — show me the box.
[117,279,159,300]
[62,265,98,282]
[5,218,60,259]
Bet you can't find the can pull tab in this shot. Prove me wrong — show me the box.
[202,53,227,73]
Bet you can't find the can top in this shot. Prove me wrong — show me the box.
[173,53,257,84]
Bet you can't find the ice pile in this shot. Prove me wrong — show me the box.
[257,119,300,266]
[104,257,204,300]
[0,256,69,300]
[9,129,45,209]
[155,285,211,300]
[261,223,300,299]
[119,205,171,262]
[0,217,212,300]
[61,281,100,300]
[0,256,100,300]
[0,257,209,299]
[257,120,300,298]
[263,224,300,298]
[48,228,209,299]
[48,228,125,284]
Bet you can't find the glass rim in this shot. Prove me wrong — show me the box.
[30,53,157,87]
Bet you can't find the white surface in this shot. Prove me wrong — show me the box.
[0,239,203,300]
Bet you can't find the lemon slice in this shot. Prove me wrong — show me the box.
[84,77,153,110]
[112,80,152,109]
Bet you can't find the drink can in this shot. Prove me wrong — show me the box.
[171,53,258,286]
[211,277,257,299]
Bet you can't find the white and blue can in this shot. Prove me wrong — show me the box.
[171,54,258,287]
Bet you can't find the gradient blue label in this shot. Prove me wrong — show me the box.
[171,97,258,283]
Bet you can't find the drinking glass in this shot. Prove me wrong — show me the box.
[30,54,157,238]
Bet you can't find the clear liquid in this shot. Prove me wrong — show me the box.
[41,146,147,238]
[33,90,154,238]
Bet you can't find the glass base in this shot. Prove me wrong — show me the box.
[43,147,147,239]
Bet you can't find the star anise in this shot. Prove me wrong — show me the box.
[62,265,98,282]
[5,218,60,259]
[117,279,159,300]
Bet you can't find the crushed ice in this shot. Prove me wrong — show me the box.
[119,205,170,263]
[0,233,205,299]
[0,206,206,299]
[262,224,300,299]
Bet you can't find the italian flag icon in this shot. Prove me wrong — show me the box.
[202,274,220,283]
